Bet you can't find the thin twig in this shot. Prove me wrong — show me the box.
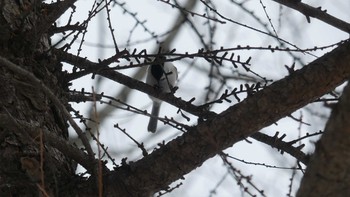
[251,132,310,165]
[104,0,119,53]
[159,0,226,24]
[92,87,103,197]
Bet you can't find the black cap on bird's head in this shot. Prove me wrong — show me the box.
[150,56,166,81]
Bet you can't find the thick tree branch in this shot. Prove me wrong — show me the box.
[272,0,350,33]
[103,41,350,195]
[297,80,350,196]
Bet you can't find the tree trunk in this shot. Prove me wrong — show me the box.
[0,1,76,196]
[297,82,350,197]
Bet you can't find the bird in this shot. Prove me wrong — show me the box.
[146,56,178,133]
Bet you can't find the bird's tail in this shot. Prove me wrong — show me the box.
[148,102,161,133]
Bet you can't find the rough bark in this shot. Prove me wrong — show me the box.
[296,81,350,197]
[0,1,77,196]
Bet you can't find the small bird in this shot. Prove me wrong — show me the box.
[146,56,178,132]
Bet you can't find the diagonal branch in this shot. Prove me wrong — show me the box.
[103,41,350,195]
[272,0,350,33]
[57,48,311,165]
[54,48,215,119]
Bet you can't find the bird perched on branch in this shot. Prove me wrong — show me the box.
[146,56,178,133]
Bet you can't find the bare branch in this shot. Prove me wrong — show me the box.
[38,0,78,36]
[251,132,310,165]
[104,40,350,195]
[53,49,216,119]
[272,0,350,33]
